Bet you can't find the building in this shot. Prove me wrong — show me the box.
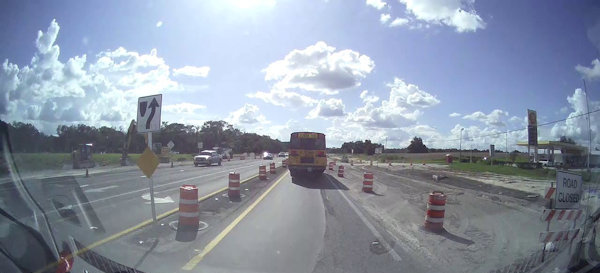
[516,140,589,167]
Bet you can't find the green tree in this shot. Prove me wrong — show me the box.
[406,137,428,153]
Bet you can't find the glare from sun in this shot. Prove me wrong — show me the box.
[231,0,276,9]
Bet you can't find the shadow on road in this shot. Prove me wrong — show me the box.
[292,174,349,190]
[440,228,474,245]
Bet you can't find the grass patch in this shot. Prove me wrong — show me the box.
[11,153,71,171]
[450,162,557,180]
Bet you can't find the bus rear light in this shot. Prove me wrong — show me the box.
[317,151,326,157]
[290,150,299,156]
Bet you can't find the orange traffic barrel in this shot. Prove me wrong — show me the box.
[178,185,199,230]
[328,162,334,171]
[259,165,267,180]
[228,172,240,198]
[338,165,344,177]
[363,172,373,192]
[424,191,446,232]
[282,159,288,168]
[270,162,276,174]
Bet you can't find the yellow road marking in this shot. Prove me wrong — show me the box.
[182,172,288,270]
[35,174,259,273]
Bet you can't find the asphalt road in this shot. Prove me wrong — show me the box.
[2,159,573,273]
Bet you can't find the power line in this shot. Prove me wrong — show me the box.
[429,108,600,143]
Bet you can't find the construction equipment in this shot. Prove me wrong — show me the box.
[120,120,136,166]
[72,143,95,169]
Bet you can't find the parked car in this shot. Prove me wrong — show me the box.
[263,152,273,160]
[278,152,286,157]
[194,150,222,166]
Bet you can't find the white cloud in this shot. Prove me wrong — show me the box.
[389,17,409,27]
[163,103,206,114]
[463,109,508,127]
[366,0,387,10]
[360,90,380,104]
[575,59,600,80]
[156,21,163,28]
[263,41,374,95]
[449,112,461,117]
[380,13,391,24]
[247,89,317,108]
[0,19,200,134]
[551,88,599,147]
[306,98,345,119]
[399,0,486,32]
[172,65,210,77]
[227,103,269,125]
[346,78,439,128]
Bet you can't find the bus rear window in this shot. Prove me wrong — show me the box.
[290,134,326,150]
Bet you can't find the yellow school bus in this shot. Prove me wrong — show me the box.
[288,132,327,177]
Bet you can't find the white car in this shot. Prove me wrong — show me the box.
[194,150,222,166]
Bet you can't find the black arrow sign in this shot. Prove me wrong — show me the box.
[146,98,160,129]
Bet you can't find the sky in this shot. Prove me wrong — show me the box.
[1,0,600,151]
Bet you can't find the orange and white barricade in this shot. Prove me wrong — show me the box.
[328,162,334,171]
[282,159,288,168]
[178,185,199,230]
[424,191,446,232]
[363,172,373,192]
[338,165,344,177]
[228,172,240,198]
[270,162,276,174]
[259,165,267,180]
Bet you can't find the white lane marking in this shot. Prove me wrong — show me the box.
[141,193,174,204]
[83,163,262,206]
[140,176,146,178]
[83,185,119,193]
[80,184,89,188]
[324,175,402,262]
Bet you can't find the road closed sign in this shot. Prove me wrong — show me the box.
[555,171,583,209]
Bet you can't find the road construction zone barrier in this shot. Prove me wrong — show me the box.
[541,209,582,222]
[424,191,446,232]
[270,162,276,174]
[338,165,344,177]
[282,159,287,168]
[228,172,240,198]
[240,155,246,160]
[178,185,199,230]
[363,172,373,192]
[370,160,373,166]
[259,165,267,180]
[328,162,334,171]
[539,229,580,243]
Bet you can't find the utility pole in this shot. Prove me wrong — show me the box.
[506,130,508,159]
[459,128,464,162]
[583,80,592,172]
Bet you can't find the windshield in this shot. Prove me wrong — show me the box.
[1,1,600,273]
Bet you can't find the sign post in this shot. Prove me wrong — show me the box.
[527,109,538,163]
[137,94,162,223]
[197,142,203,154]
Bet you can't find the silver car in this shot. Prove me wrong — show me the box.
[194,150,222,166]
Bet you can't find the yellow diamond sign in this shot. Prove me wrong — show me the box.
[137,147,159,178]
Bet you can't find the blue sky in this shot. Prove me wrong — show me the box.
[1,0,599,150]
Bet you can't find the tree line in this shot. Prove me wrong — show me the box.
[0,120,287,154]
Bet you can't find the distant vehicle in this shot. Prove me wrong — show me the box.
[194,150,222,166]
[288,132,327,177]
[278,152,286,157]
[263,152,274,160]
